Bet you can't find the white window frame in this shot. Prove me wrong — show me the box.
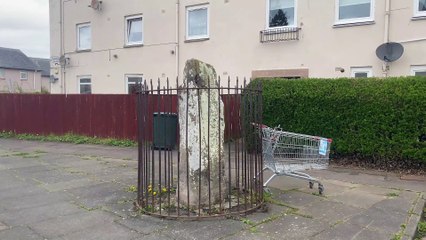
[266,0,298,29]
[411,65,426,76]
[76,23,91,51]
[335,0,375,25]
[125,74,143,94]
[351,67,373,78]
[414,0,426,17]
[186,4,210,41]
[20,71,28,81]
[125,15,144,46]
[78,75,92,94]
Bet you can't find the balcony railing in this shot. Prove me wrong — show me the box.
[260,27,301,43]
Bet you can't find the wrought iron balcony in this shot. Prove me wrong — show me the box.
[260,27,301,43]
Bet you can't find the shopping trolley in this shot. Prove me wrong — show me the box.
[256,124,332,195]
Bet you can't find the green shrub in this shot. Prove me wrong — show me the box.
[251,77,426,169]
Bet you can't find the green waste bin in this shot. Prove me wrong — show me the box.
[153,112,178,149]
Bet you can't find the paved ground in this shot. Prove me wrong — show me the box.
[0,139,424,240]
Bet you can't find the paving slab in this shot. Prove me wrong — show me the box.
[254,214,326,239]
[300,199,361,224]
[117,215,169,235]
[0,202,85,226]
[0,191,70,211]
[30,210,118,239]
[0,226,44,240]
[161,219,246,240]
[56,221,140,240]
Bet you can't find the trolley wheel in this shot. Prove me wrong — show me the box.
[309,181,314,189]
[264,187,272,195]
[318,184,324,195]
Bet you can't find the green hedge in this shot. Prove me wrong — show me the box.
[252,77,426,169]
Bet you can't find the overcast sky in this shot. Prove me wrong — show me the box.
[0,0,50,58]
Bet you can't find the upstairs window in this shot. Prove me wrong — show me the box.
[336,0,374,25]
[126,15,143,45]
[186,4,209,40]
[268,0,296,28]
[0,68,5,79]
[79,76,92,94]
[20,71,28,81]
[77,23,91,50]
[414,0,426,17]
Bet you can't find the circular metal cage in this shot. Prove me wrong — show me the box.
[136,77,263,219]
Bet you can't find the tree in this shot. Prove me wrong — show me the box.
[270,9,288,27]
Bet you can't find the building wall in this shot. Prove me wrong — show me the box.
[50,0,426,94]
[0,69,43,93]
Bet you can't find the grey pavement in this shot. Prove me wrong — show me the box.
[0,139,424,240]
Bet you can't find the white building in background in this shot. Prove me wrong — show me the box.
[49,0,426,94]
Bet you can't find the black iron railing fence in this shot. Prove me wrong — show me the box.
[135,77,264,219]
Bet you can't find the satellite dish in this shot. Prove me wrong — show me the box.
[376,42,404,62]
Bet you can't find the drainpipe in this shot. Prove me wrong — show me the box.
[34,70,37,90]
[176,0,180,83]
[383,0,391,77]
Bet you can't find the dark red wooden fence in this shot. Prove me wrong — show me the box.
[0,94,242,141]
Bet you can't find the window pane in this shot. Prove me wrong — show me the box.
[80,84,92,94]
[128,77,142,83]
[269,0,295,27]
[354,72,368,78]
[0,69,4,78]
[339,0,371,20]
[415,71,426,76]
[128,18,143,43]
[128,83,138,94]
[188,8,208,37]
[420,0,426,11]
[78,25,91,49]
[80,78,91,84]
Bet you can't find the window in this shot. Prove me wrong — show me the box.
[20,71,28,80]
[411,66,426,76]
[351,67,373,78]
[268,0,296,28]
[77,23,91,50]
[186,4,209,40]
[336,0,374,24]
[125,15,143,45]
[414,0,426,17]
[0,68,4,79]
[79,76,92,94]
[126,75,143,94]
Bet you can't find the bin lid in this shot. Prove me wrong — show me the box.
[153,112,178,116]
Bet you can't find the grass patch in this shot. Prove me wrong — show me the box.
[0,131,137,148]
[414,203,426,240]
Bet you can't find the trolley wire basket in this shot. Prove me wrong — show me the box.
[257,124,332,195]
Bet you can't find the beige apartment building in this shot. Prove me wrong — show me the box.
[49,0,426,94]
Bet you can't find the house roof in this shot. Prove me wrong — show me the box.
[0,47,38,71]
[31,58,51,77]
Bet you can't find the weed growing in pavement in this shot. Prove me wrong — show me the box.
[387,192,400,197]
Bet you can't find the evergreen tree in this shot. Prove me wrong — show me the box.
[270,9,288,27]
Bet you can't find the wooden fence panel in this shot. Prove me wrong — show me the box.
[0,94,241,141]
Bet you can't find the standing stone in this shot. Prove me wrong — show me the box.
[178,59,227,208]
